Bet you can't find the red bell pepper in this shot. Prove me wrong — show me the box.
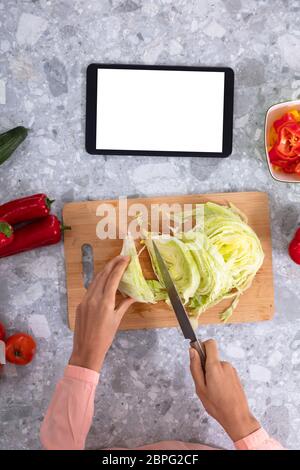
[0,219,14,248]
[276,123,300,157]
[0,215,70,258]
[0,322,5,342]
[269,147,299,171]
[289,228,300,264]
[273,112,297,133]
[0,193,54,225]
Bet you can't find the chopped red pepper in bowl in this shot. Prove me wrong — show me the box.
[269,110,300,172]
[265,101,300,182]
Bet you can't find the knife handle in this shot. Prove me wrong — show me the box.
[190,339,206,371]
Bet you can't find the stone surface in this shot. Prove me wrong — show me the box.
[0,79,5,105]
[0,0,300,451]
[16,13,48,46]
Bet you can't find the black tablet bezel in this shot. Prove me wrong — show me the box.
[86,63,234,158]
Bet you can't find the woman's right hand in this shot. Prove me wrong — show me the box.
[189,339,260,442]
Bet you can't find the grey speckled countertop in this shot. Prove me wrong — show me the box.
[1,0,300,450]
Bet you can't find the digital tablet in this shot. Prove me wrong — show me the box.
[86,64,234,157]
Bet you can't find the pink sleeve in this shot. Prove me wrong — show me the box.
[40,365,99,450]
[234,428,285,450]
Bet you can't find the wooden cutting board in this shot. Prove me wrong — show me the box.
[63,192,274,331]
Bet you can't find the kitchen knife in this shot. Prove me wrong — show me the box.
[152,241,206,369]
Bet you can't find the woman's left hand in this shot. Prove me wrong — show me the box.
[69,256,135,372]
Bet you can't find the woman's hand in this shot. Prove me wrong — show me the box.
[69,256,135,372]
[190,339,260,442]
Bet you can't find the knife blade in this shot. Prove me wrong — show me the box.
[152,240,206,369]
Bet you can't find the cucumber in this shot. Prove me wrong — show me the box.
[0,126,28,166]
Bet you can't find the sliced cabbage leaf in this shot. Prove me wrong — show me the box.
[180,231,232,315]
[219,295,240,322]
[147,279,168,301]
[143,234,200,304]
[118,236,156,303]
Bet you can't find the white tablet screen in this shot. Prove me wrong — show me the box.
[96,68,225,153]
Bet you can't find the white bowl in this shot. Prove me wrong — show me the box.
[265,99,300,183]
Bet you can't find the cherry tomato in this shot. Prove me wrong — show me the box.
[5,333,36,365]
[289,228,300,265]
[0,322,5,341]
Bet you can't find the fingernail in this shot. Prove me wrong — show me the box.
[189,348,195,360]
